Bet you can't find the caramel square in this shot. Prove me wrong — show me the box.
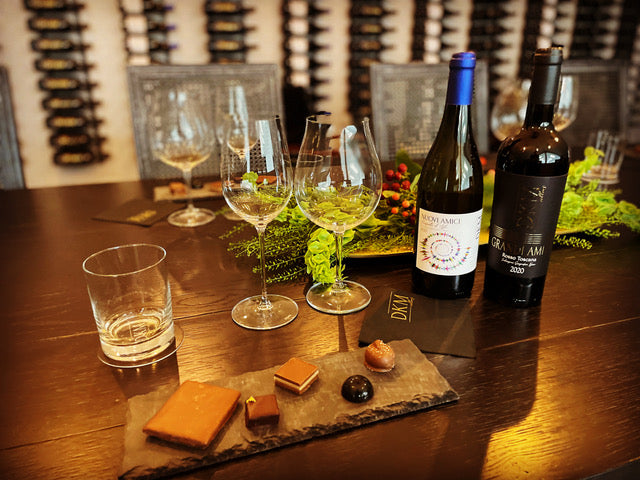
[274,357,319,394]
[143,380,240,449]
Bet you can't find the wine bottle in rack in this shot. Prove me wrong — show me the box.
[205,1,253,15]
[31,38,87,52]
[412,52,483,299]
[483,47,569,308]
[50,132,91,148]
[207,19,253,33]
[28,17,85,32]
[350,4,393,17]
[46,114,101,129]
[350,39,390,52]
[38,77,83,91]
[349,56,379,69]
[43,96,89,110]
[208,39,251,52]
[54,151,95,165]
[141,0,173,12]
[350,23,394,35]
[35,58,83,72]
[24,0,83,11]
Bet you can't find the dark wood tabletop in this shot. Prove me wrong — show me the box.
[1,158,639,480]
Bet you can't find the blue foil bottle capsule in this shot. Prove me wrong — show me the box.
[446,51,476,106]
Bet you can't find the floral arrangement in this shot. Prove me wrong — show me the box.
[223,148,640,284]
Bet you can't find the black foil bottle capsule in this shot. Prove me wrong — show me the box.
[483,47,569,307]
[412,52,484,299]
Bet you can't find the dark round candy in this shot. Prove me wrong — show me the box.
[341,375,374,403]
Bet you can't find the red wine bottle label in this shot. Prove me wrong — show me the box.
[415,208,482,276]
[487,170,567,279]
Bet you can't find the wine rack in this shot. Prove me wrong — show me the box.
[282,0,329,116]
[25,0,106,166]
[349,0,394,120]
[411,0,447,64]
[205,0,253,63]
[469,0,511,103]
[119,0,175,65]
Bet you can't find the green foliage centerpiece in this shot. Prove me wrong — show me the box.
[224,148,640,284]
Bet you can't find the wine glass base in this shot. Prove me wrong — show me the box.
[167,207,216,227]
[306,281,372,315]
[232,294,298,330]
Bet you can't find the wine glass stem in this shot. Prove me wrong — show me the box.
[333,231,346,291]
[256,225,272,310]
[182,168,195,211]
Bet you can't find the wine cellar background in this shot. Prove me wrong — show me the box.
[0,0,639,188]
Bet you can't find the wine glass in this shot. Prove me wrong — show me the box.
[150,87,216,227]
[491,75,578,141]
[294,113,382,314]
[490,79,529,141]
[215,84,257,153]
[220,115,298,329]
[553,75,579,131]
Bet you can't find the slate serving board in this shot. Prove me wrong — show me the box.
[120,339,458,479]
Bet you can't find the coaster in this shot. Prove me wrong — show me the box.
[93,199,182,227]
[359,289,476,358]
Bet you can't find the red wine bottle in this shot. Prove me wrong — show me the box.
[412,52,483,299]
[483,47,569,307]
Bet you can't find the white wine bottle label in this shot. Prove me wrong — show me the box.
[415,208,482,276]
[487,170,567,278]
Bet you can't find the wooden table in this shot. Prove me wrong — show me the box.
[1,159,639,479]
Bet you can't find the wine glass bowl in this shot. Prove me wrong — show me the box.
[491,74,578,141]
[553,75,579,131]
[150,87,216,227]
[220,115,298,329]
[490,79,529,141]
[294,113,382,314]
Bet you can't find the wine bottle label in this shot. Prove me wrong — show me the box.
[486,170,567,279]
[415,208,482,276]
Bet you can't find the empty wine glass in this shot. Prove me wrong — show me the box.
[554,75,579,131]
[150,87,216,227]
[490,79,529,141]
[294,113,382,314]
[215,83,256,152]
[220,115,298,329]
[491,75,578,141]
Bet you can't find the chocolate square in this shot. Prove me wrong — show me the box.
[244,394,280,428]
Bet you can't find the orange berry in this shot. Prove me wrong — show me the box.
[391,207,399,214]
[401,200,410,209]
[401,210,409,217]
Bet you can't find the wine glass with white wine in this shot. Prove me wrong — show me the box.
[150,87,216,227]
[294,113,382,314]
[220,115,298,329]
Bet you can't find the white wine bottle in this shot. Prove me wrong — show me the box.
[483,47,569,307]
[412,52,483,299]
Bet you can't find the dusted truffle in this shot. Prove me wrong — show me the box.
[364,339,395,372]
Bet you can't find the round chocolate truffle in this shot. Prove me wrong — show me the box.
[341,375,374,403]
[364,339,395,372]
